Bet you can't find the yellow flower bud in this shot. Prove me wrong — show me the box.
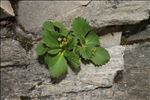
[64,41,67,45]
[63,38,67,41]
[59,44,63,47]
[58,37,62,41]
[92,48,96,53]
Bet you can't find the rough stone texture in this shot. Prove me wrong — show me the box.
[112,42,150,100]
[1,45,125,99]
[35,88,114,100]
[2,41,149,100]
[1,1,150,100]
[17,1,90,32]
[0,39,29,67]
[0,24,15,39]
[100,32,122,48]
[17,1,150,32]
[0,26,11,39]
[127,24,150,42]
[0,62,50,100]
[29,45,124,97]
[0,0,15,18]
[41,42,149,100]
[0,8,11,19]
[1,25,149,100]
[123,43,150,100]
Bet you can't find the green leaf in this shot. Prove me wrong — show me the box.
[53,21,68,36]
[66,38,77,51]
[91,47,110,66]
[77,32,100,60]
[48,53,67,78]
[48,48,61,55]
[78,35,86,45]
[42,30,59,48]
[72,17,90,37]
[79,46,93,60]
[43,21,55,32]
[85,31,99,47]
[36,43,47,56]
[65,52,80,71]
[36,17,110,79]
[44,54,52,65]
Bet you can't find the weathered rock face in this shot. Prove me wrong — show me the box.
[30,46,124,96]
[1,45,125,99]
[123,42,150,100]
[127,24,150,42]
[0,26,12,39]
[17,1,150,32]
[1,1,150,100]
[0,0,15,19]
[0,39,29,67]
[2,42,150,100]
[0,61,50,100]
[111,42,150,100]
[100,32,122,47]
[17,1,90,32]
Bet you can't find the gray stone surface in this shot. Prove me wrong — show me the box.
[0,61,50,100]
[0,1,15,19]
[0,39,29,67]
[100,32,122,48]
[123,43,150,100]
[17,1,150,32]
[0,0,15,17]
[0,8,11,19]
[45,42,149,100]
[127,25,150,42]
[28,45,124,97]
[0,26,12,39]
[1,45,125,99]
[112,42,150,100]
[17,1,89,32]
[35,88,114,100]
[3,40,149,100]
[1,31,150,100]
[1,1,150,99]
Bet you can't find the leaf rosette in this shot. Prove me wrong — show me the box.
[36,17,110,79]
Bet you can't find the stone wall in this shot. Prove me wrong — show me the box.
[0,1,150,100]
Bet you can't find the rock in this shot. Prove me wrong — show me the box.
[127,25,150,42]
[0,39,29,67]
[106,42,150,100]
[100,32,122,48]
[3,42,150,100]
[0,8,11,19]
[0,25,15,39]
[17,1,86,32]
[36,88,114,100]
[0,27,11,39]
[17,1,150,32]
[79,1,91,6]
[34,46,124,96]
[1,60,50,100]
[123,42,150,100]
[0,0,15,19]
[1,45,125,99]
[0,24,34,51]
